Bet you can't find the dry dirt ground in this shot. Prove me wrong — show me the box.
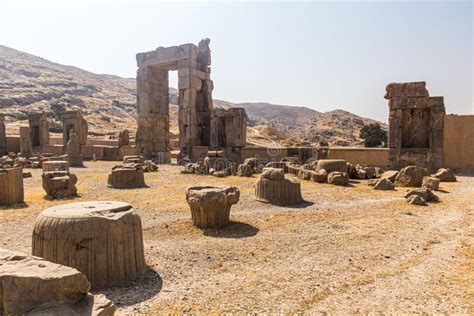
[1,161,473,314]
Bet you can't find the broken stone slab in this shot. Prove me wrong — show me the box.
[327,171,349,186]
[433,168,457,182]
[315,159,348,173]
[373,178,395,190]
[261,168,285,181]
[0,248,115,315]
[107,167,146,189]
[395,166,429,187]
[186,186,240,228]
[42,171,78,200]
[32,201,146,290]
[422,176,440,190]
[407,194,427,206]
[380,170,399,183]
[236,163,253,177]
[404,188,439,202]
[311,169,328,183]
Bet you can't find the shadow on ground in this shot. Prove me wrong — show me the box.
[203,220,259,238]
[99,267,162,308]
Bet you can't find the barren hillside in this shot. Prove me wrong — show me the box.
[0,45,386,146]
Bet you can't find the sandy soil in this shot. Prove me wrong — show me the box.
[1,161,472,314]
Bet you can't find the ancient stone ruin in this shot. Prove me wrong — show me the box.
[210,108,247,154]
[28,112,50,149]
[107,164,147,189]
[0,248,115,315]
[255,168,303,205]
[0,167,24,206]
[42,160,69,172]
[42,170,78,199]
[118,129,130,147]
[186,186,240,228]
[60,110,88,146]
[136,39,213,162]
[19,126,32,154]
[65,129,84,167]
[32,201,146,289]
[385,82,445,170]
[0,114,6,155]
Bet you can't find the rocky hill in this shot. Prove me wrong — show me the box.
[0,45,386,146]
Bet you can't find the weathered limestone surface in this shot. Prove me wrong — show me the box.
[186,186,240,228]
[373,178,395,190]
[42,171,78,199]
[28,112,49,148]
[311,169,328,183]
[0,167,24,206]
[136,39,213,161]
[65,130,84,167]
[380,170,399,182]
[118,129,130,147]
[0,248,91,315]
[0,114,6,155]
[236,163,253,177]
[395,166,429,187]
[210,108,247,148]
[315,159,348,173]
[107,164,146,189]
[327,171,349,186]
[255,168,303,205]
[43,160,69,172]
[19,126,32,154]
[385,82,445,169]
[422,176,440,190]
[404,188,439,203]
[60,110,88,146]
[32,201,146,289]
[433,168,457,182]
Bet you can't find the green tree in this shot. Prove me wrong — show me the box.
[50,102,67,120]
[359,123,387,147]
[319,139,329,147]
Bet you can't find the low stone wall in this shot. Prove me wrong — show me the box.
[81,145,105,160]
[443,115,474,172]
[241,146,290,162]
[327,147,389,167]
[49,136,63,146]
[41,145,64,156]
[88,138,119,146]
[120,146,138,160]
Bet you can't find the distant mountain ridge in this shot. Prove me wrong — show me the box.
[0,45,386,146]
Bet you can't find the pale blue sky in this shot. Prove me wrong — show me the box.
[1,0,472,121]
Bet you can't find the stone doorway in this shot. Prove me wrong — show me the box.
[136,39,213,162]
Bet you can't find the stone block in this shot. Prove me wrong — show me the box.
[255,177,303,205]
[385,82,429,99]
[0,167,24,206]
[186,186,240,228]
[32,201,146,290]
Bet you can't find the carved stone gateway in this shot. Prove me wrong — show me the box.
[136,39,213,162]
[60,110,88,146]
[0,114,6,155]
[28,112,49,149]
[385,82,445,170]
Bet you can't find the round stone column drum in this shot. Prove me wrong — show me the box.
[255,178,303,205]
[32,201,146,289]
[107,167,146,189]
[186,186,240,228]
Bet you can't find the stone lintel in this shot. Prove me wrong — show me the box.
[136,43,197,68]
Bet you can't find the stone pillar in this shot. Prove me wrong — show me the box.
[19,126,32,154]
[60,111,88,146]
[0,167,24,206]
[118,129,129,147]
[0,114,6,155]
[385,82,445,170]
[65,130,84,167]
[136,66,170,161]
[28,112,49,149]
[210,108,247,148]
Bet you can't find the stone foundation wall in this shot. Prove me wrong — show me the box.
[327,147,389,167]
[443,115,474,172]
